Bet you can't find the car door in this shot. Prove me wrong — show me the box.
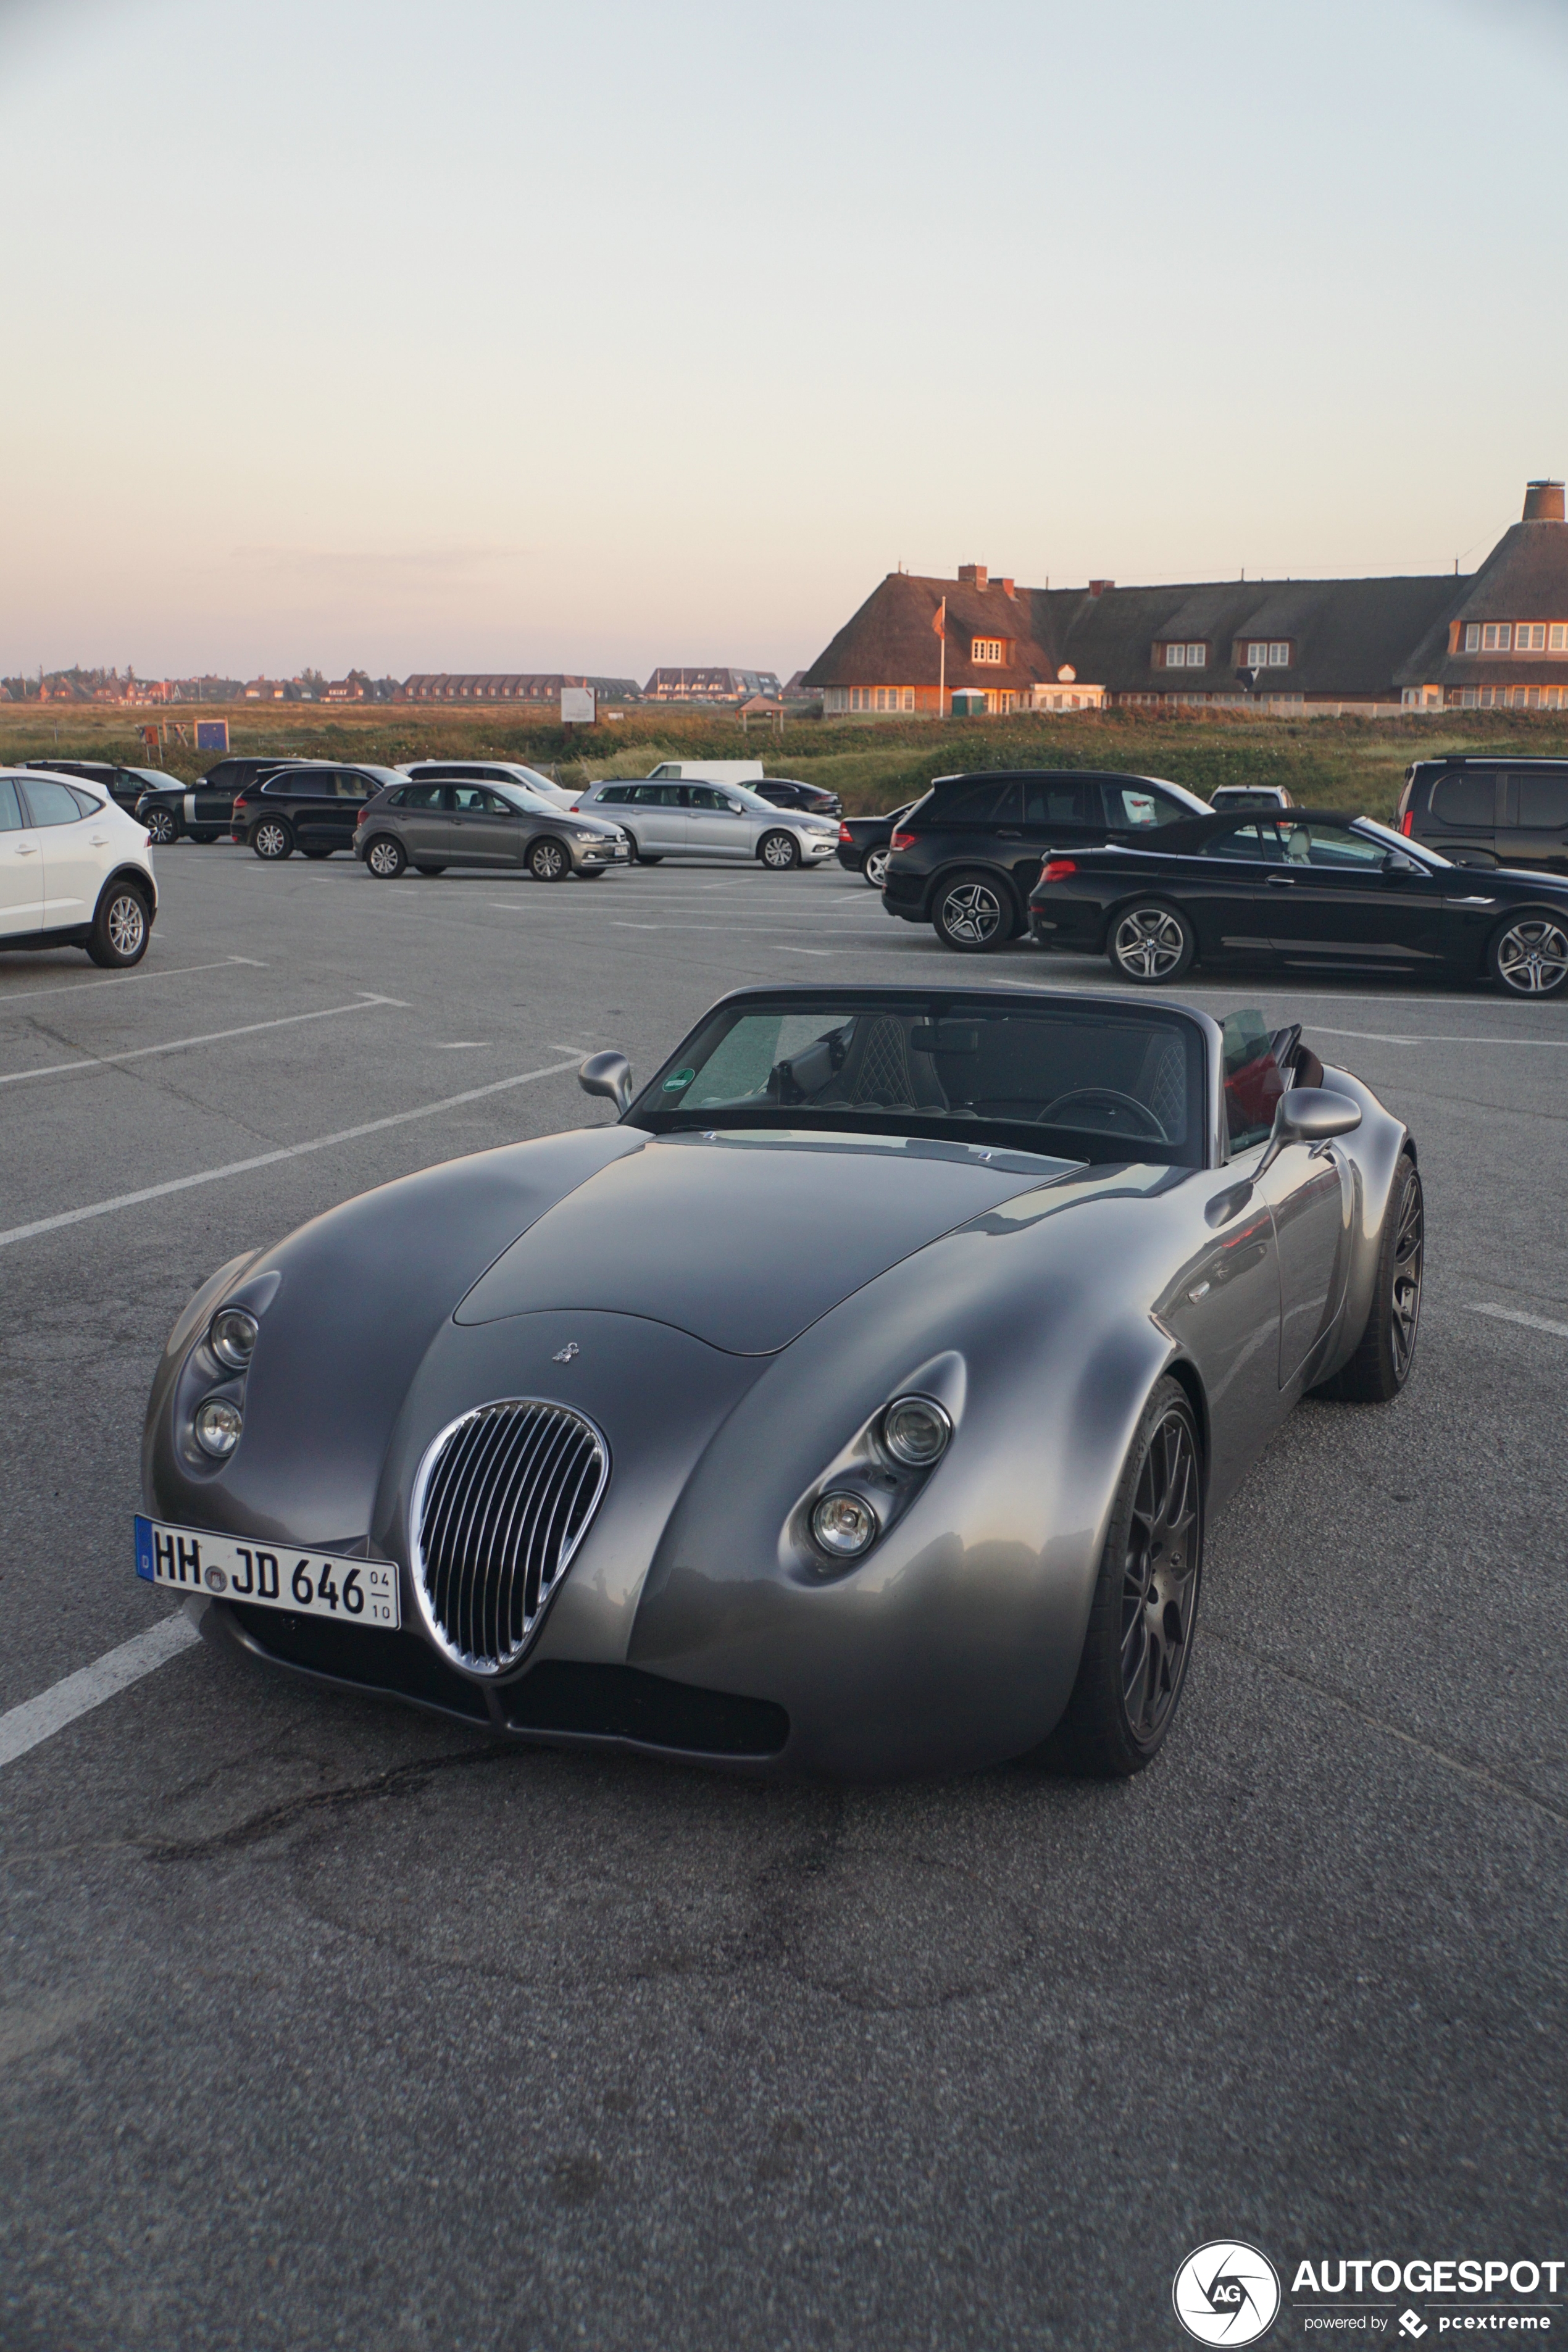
[1220,1011,1351,1389]
[443,784,516,864]
[1178,822,1287,961]
[629,784,691,853]
[1011,777,1095,898]
[1499,770,1568,872]
[20,777,106,928]
[0,776,43,935]
[1266,819,1446,966]
[286,776,335,849]
[391,782,449,862]
[686,785,750,857]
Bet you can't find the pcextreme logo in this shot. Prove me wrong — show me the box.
[1174,2241,1284,2346]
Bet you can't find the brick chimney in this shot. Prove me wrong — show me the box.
[998,577,1015,598]
[1088,579,1115,598]
[1523,480,1566,522]
[957,564,988,589]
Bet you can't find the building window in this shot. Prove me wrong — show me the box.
[902,688,914,711]
[1464,623,1480,652]
[1163,641,1207,669]
[1245,641,1290,668]
[1517,623,1547,653]
[1551,624,1568,652]
[971,638,1004,664]
[1482,623,1511,652]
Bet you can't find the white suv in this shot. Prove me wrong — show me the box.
[0,768,158,968]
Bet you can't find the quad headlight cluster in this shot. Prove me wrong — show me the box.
[808,1393,953,1564]
[193,1306,260,1457]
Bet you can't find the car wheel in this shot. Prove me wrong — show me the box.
[252,819,293,861]
[1045,1376,1203,1778]
[1107,901,1196,984]
[412,862,447,876]
[864,845,891,889]
[624,835,662,865]
[529,837,570,882]
[759,829,800,871]
[366,836,407,879]
[1487,911,1568,998]
[1314,1153,1424,1404]
[931,869,1016,953]
[144,807,178,846]
[86,882,151,970]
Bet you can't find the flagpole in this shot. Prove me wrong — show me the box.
[939,624,945,718]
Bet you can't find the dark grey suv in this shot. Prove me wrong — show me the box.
[1398,757,1568,872]
[354,777,629,881]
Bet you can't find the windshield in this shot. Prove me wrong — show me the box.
[629,992,1207,1166]
[495,783,566,817]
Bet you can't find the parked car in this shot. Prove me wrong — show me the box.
[1,767,158,967]
[354,777,630,881]
[836,801,916,888]
[230,764,406,860]
[1028,807,1568,998]
[136,756,314,845]
[1209,783,1296,811]
[1397,756,1568,872]
[138,982,1420,1779]
[574,779,838,868]
[882,769,1211,951]
[401,759,579,812]
[748,776,843,819]
[22,759,169,817]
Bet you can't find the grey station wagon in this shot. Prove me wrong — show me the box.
[354,779,630,882]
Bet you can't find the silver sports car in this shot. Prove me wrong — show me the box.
[137,986,1422,1779]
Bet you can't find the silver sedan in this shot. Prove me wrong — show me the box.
[354,779,629,882]
[574,779,838,869]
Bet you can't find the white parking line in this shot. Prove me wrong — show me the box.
[0,993,407,1088]
[0,954,266,1014]
[1303,1024,1568,1049]
[1467,1303,1568,1338]
[0,1053,585,1251]
[0,1612,198,1770]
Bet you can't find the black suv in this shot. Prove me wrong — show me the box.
[1398,757,1568,873]
[230,763,405,860]
[750,776,843,818]
[135,756,314,845]
[883,769,1209,951]
[22,759,167,815]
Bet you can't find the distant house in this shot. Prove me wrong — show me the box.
[804,485,1568,716]
[643,667,783,703]
[325,677,366,703]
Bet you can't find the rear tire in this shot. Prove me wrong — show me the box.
[251,818,293,861]
[1314,1153,1424,1403]
[931,868,1016,953]
[1045,1377,1203,1778]
[1107,900,1196,985]
[365,836,407,879]
[864,845,891,889]
[1487,912,1568,999]
[759,830,800,871]
[86,881,151,969]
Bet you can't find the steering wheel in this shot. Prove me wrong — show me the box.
[1040,1087,1169,1141]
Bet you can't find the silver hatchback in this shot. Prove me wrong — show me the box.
[575,779,838,869]
[355,779,629,882]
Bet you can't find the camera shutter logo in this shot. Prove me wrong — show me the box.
[1172,2241,1282,2346]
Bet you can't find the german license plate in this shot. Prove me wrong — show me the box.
[133,1515,400,1628]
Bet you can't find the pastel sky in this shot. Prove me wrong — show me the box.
[2,0,1565,682]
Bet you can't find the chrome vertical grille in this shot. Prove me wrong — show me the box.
[411,1399,609,1674]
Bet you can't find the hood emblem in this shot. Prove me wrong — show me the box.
[553,1342,580,1364]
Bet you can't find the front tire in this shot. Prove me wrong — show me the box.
[86,881,151,969]
[251,818,293,861]
[365,836,407,879]
[931,869,1016,953]
[1107,900,1196,985]
[1488,912,1568,999]
[1314,1153,1424,1403]
[1046,1377,1203,1778]
[759,829,800,870]
[864,844,891,889]
[144,807,178,846]
[529,836,570,882]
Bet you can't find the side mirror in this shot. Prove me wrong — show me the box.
[579,1050,632,1116]
[1382,849,1421,876]
[1256,1085,1361,1178]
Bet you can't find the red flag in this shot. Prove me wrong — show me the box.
[932,597,946,639]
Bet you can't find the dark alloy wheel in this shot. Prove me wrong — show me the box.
[87,883,151,970]
[1047,1376,1203,1777]
[143,807,178,846]
[759,829,800,870]
[864,844,891,889]
[1107,901,1196,984]
[932,869,1016,953]
[252,818,293,861]
[366,836,406,879]
[1488,912,1568,999]
[1315,1153,1424,1403]
[529,837,570,882]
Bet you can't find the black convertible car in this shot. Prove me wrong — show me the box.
[1029,809,1568,999]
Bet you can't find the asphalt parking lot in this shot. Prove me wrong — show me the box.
[3,844,1566,2352]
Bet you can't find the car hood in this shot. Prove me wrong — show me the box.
[456,1129,1080,1354]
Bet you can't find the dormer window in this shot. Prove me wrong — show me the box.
[1245,640,1291,668]
[1464,622,1566,654]
[1163,641,1207,669]
[971,638,1004,665]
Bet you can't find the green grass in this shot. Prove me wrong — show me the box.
[7,699,1568,823]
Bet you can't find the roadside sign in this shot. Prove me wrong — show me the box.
[195,719,230,753]
[561,686,596,724]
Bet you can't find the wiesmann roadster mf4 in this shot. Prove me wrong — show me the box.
[138,986,1423,1779]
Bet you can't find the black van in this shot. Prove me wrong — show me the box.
[1398,758,1568,873]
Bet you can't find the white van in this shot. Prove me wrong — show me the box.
[645,761,765,788]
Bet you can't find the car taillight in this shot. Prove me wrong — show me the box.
[1399,811,1414,836]
[890,830,915,851]
[838,822,852,843]
[1042,858,1077,883]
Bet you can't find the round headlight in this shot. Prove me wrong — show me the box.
[811,1490,880,1559]
[210,1306,259,1371]
[881,1395,952,1469]
[194,1396,243,1458]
